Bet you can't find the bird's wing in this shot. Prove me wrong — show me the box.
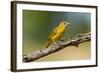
[48,27,58,40]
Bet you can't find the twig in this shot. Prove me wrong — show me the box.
[23,32,91,62]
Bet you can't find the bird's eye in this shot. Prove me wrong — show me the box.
[63,22,66,25]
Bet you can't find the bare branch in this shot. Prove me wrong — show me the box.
[23,32,91,62]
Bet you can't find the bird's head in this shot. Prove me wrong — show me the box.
[59,21,70,28]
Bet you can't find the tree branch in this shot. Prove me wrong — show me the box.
[23,32,91,62]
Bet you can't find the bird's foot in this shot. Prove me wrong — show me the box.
[53,41,61,47]
[54,43,61,47]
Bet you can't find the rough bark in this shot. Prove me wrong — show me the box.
[23,32,91,62]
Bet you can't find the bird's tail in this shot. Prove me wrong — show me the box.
[45,40,51,48]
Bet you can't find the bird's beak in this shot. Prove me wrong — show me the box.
[67,23,70,25]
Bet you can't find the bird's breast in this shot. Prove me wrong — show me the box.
[57,27,65,34]
[51,27,65,40]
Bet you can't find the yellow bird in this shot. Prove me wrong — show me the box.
[45,21,70,48]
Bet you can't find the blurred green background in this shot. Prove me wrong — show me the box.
[23,10,91,62]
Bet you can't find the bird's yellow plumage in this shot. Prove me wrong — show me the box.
[45,21,70,48]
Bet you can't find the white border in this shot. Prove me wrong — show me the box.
[16,3,96,69]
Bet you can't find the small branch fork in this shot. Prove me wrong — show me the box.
[23,32,91,62]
